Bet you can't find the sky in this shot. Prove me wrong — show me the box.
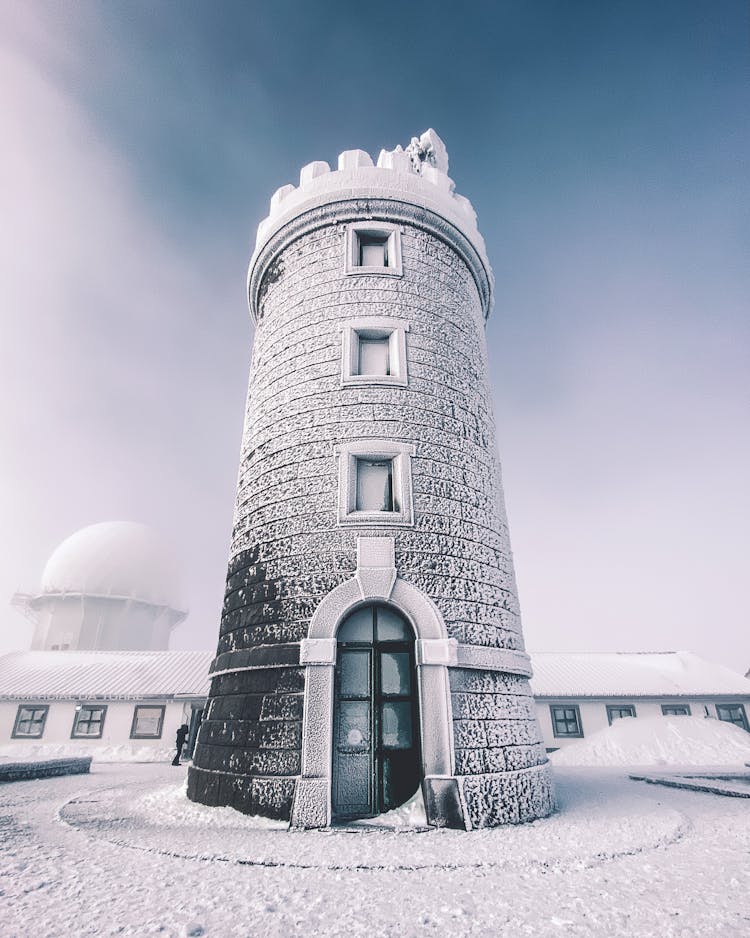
[1,1,748,669]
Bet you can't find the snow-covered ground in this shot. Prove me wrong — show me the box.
[1,763,749,937]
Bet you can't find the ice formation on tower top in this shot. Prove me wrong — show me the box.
[402,128,450,175]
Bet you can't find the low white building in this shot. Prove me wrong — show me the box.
[530,652,750,750]
[1,649,748,761]
[0,650,210,762]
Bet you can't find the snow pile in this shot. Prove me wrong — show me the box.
[551,716,750,767]
[0,743,172,764]
[135,781,426,831]
[349,786,427,828]
[135,779,286,829]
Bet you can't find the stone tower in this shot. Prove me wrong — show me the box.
[187,130,555,828]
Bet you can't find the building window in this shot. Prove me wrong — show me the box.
[606,704,636,725]
[71,704,107,739]
[340,317,409,387]
[12,705,49,738]
[550,705,583,738]
[661,704,691,716]
[716,703,749,731]
[345,223,402,276]
[130,705,166,739]
[337,440,415,526]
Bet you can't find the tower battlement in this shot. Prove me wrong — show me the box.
[248,129,493,321]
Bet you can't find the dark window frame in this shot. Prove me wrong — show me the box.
[716,703,749,731]
[129,704,166,739]
[549,704,584,738]
[606,704,637,725]
[12,704,49,739]
[661,704,691,716]
[71,703,108,739]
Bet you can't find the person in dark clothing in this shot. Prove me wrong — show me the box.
[172,723,189,766]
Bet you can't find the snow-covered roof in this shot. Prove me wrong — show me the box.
[529,652,750,698]
[0,650,212,700]
[38,522,185,611]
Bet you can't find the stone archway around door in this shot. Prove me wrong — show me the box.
[290,536,464,829]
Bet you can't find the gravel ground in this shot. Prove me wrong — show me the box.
[1,763,749,937]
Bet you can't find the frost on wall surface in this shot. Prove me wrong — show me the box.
[188,132,554,826]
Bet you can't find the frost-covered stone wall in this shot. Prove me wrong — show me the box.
[188,132,554,826]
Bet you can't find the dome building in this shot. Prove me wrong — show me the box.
[188,130,555,829]
[26,522,186,652]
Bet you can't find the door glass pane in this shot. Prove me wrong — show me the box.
[381,751,420,812]
[381,701,412,749]
[337,607,373,642]
[355,459,393,511]
[376,607,410,641]
[337,701,370,752]
[380,652,411,696]
[339,650,370,698]
[336,753,372,811]
[358,336,390,376]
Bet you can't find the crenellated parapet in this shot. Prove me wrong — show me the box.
[247,129,494,322]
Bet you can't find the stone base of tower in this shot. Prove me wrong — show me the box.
[186,765,296,820]
[458,763,556,828]
[447,666,555,826]
[185,659,305,822]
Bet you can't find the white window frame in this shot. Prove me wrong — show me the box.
[336,440,415,527]
[340,317,409,388]
[344,222,403,277]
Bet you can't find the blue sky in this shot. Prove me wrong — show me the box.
[1,1,748,667]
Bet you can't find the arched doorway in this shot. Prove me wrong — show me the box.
[332,603,421,821]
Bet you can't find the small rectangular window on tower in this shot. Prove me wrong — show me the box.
[345,223,402,276]
[340,318,408,387]
[336,440,415,526]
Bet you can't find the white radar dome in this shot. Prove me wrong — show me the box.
[40,522,184,610]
